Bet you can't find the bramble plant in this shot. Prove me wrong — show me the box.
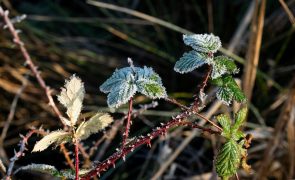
[1,24,251,179]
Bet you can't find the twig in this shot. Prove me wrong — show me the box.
[122,98,133,148]
[0,74,28,144]
[278,0,295,24]
[93,101,158,161]
[150,102,222,180]
[81,98,222,179]
[0,6,66,126]
[180,121,221,134]
[0,5,75,172]
[5,129,45,179]
[60,144,75,170]
[165,97,189,110]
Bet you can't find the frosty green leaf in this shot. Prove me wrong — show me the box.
[32,130,71,152]
[107,81,137,108]
[174,51,208,73]
[57,75,85,125]
[216,140,241,178]
[213,75,246,105]
[100,67,135,93]
[211,56,239,79]
[183,34,221,53]
[76,113,113,140]
[100,65,166,108]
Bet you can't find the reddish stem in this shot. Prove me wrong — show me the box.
[122,97,133,148]
[75,141,80,180]
[81,107,220,179]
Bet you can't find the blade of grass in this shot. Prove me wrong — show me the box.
[242,0,266,101]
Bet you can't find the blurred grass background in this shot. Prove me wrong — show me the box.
[0,0,295,179]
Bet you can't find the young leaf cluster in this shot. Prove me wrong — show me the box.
[174,33,246,105]
[100,65,167,108]
[215,108,250,179]
[32,75,113,152]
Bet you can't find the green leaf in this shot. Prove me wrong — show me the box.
[174,50,207,73]
[183,34,221,53]
[214,75,246,105]
[232,107,247,131]
[216,140,241,178]
[232,130,245,141]
[137,81,167,99]
[216,87,234,106]
[211,56,239,79]
[76,113,113,140]
[32,130,71,152]
[217,114,231,138]
[136,66,167,98]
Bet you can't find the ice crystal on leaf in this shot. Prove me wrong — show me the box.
[100,65,167,108]
[183,34,221,53]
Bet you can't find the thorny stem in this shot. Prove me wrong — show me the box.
[81,106,221,179]
[0,6,66,126]
[0,6,75,170]
[75,141,80,180]
[193,65,213,107]
[5,129,45,179]
[122,97,133,148]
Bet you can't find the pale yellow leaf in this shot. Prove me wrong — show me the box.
[76,113,113,140]
[32,130,71,152]
[57,75,85,125]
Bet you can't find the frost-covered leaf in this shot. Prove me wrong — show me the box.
[100,67,136,93]
[211,56,239,79]
[57,75,85,125]
[183,34,221,53]
[15,164,91,179]
[213,75,246,105]
[14,164,59,176]
[217,114,231,139]
[100,65,167,108]
[32,130,71,152]
[60,168,92,179]
[216,140,241,178]
[138,81,167,99]
[174,50,208,73]
[216,87,234,106]
[136,66,167,98]
[76,113,113,140]
[107,82,137,108]
[100,67,137,108]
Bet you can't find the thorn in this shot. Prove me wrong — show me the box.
[146,140,151,148]
[112,162,116,168]
[122,155,126,161]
